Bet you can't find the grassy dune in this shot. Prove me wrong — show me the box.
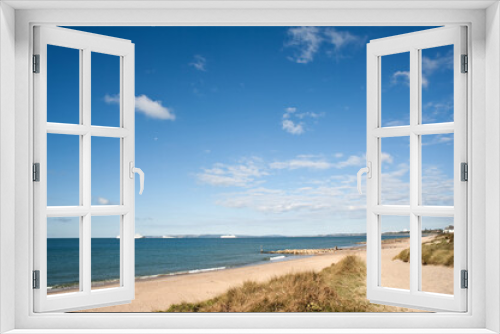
[393,233,454,267]
[161,256,412,313]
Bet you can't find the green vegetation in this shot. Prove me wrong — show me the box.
[393,233,454,267]
[161,256,412,313]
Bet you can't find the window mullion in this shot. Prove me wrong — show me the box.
[409,48,420,294]
[82,47,92,295]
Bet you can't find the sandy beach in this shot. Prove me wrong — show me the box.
[79,236,453,312]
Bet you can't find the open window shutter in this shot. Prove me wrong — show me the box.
[364,26,467,312]
[33,26,137,312]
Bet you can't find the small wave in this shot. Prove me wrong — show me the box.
[270,255,286,261]
[188,267,226,274]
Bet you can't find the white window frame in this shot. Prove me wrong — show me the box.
[0,1,499,333]
[33,26,136,312]
[366,26,467,312]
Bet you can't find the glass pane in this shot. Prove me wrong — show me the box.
[47,134,80,206]
[91,216,121,290]
[91,137,120,205]
[47,217,80,295]
[380,215,410,290]
[421,217,454,294]
[47,45,80,124]
[421,134,454,206]
[92,52,121,127]
[421,45,454,124]
[381,52,410,127]
[381,137,410,205]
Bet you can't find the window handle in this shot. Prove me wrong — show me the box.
[357,162,372,195]
[129,162,145,195]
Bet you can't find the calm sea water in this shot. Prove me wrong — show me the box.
[47,235,406,288]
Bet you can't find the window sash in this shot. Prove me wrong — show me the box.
[366,26,468,312]
[33,26,136,313]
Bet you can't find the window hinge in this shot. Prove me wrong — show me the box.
[461,162,468,182]
[33,163,40,182]
[33,270,40,289]
[461,54,468,73]
[461,270,468,289]
[33,54,40,73]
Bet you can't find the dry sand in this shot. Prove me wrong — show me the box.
[81,236,453,312]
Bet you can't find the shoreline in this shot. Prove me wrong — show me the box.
[81,246,368,312]
[50,250,345,294]
[71,235,452,312]
[53,237,414,295]
[51,236,415,294]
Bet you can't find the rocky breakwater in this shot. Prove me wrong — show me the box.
[264,246,341,255]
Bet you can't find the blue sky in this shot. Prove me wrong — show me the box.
[46,26,454,237]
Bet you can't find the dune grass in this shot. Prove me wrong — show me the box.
[161,255,413,313]
[393,233,454,267]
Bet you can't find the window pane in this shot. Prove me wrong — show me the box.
[47,217,80,295]
[381,137,410,205]
[380,215,410,290]
[91,216,121,290]
[421,45,454,124]
[92,52,121,127]
[47,45,80,124]
[421,134,454,206]
[381,52,410,127]
[47,134,80,206]
[420,217,454,295]
[91,137,121,205]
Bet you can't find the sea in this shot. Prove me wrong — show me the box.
[47,235,407,289]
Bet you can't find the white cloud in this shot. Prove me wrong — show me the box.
[391,70,429,89]
[420,51,453,88]
[135,95,175,120]
[391,70,410,86]
[97,197,110,205]
[285,27,323,64]
[104,94,120,104]
[422,100,453,123]
[270,154,365,170]
[281,107,323,135]
[282,119,304,135]
[270,158,331,170]
[421,133,454,146]
[105,94,175,121]
[285,27,363,64]
[323,28,363,50]
[215,179,366,217]
[211,157,451,221]
[422,53,453,74]
[422,166,453,205]
[381,163,410,204]
[189,55,207,71]
[421,76,429,88]
[334,153,344,158]
[333,155,365,169]
[295,111,324,119]
[381,152,393,164]
[384,120,407,127]
[197,158,267,187]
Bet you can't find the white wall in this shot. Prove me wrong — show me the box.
[486,2,500,333]
[3,3,496,332]
[0,2,16,333]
